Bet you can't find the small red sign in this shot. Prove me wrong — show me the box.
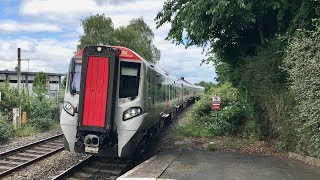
[212,104,221,110]
[212,95,221,111]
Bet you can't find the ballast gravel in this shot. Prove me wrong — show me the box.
[3,151,88,180]
[0,129,62,153]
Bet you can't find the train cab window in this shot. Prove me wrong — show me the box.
[119,62,141,98]
[70,60,82,93]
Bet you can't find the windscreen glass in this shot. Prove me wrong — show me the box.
[119,61,141,98]
[71,60,82,93]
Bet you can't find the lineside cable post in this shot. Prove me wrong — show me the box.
[17,48,22,128]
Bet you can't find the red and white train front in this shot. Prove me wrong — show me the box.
[60,45,145,158]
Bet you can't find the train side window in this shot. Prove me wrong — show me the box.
[119,62,141,98]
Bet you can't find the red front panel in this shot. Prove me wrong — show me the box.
[82,56,109,127]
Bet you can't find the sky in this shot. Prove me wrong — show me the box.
[0,0,216,83]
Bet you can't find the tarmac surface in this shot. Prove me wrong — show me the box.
[159,151,320,180]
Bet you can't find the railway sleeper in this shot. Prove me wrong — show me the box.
[46,142,63,146]
[66,178,81,180]
[34,147,55,151]
[25,150,47,154]
[40,144,58,148]
[0,160,22,166]
[6,156,32,161]
[73,172,92,178]
[17,153,41,158]
[0,166,12,170]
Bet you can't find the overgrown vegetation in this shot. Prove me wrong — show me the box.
[0,72,60,142]
[284,22,320,156]
[0,115,13,142]
[158,0,320,157]
[178,83,244,137]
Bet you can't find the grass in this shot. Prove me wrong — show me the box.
[14,125,40,137]
[208,142,217,151]
[176,113,211,138]
[13,121,61,137]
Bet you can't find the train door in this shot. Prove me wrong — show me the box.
[77,46,119,134]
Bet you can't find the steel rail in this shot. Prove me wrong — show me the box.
[0,133,64,178]
[52,156,131,180]
[52,155,93,180]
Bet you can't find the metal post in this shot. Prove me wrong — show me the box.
[17,48,22,128]
[17,48,21,95]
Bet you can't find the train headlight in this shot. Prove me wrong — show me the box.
[123,107,142,120]
[63,101,75,116]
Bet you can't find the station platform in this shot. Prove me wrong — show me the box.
[117,150,320,180]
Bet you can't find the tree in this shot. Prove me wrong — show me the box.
[78,15,161,64]
[78,14,116,50]
[33,72,47,98]
[156,0,318,65]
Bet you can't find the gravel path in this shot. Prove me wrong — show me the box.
[3,151,88,180]
[0,129,63,153]
[147,106,192,156]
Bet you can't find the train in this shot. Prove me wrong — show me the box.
[60,45,204,158]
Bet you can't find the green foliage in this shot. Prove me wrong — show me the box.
[284,21,320,157]
[0,83,19,116]
[238,42,294,139]
[156,0,318,65]
[14,125,40,137]
[0,115,13,142]
[78,15,160,64]
[178,83,245,137]
[29,117,53,131]
[33,72,47,88]
[207,142,217,151]
[158,0,320,157]
[194,81,215,93]
[78,14,116,48]
[33,72,47,98]
[0,80,58,138]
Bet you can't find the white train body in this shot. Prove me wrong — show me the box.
[60,45,204,158]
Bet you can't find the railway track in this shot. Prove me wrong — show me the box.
[0,133,64,178]
[53,156,132,180]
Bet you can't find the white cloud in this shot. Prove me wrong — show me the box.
[0,38,77,73]
[20,0,163,25]
[6,0,216,83]
[0,20,62,33]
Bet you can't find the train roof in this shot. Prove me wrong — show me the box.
[193,85,205,90]
[74,46,143,61]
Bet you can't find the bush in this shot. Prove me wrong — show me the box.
[27,96,60,122]
[0,83,19,118]
[178,83,245,137]
[14,125,40,137]
[29,117,54,131]
[0,116,13,142]
[284,21,320,157]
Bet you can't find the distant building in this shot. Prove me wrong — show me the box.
[0,70,65,98]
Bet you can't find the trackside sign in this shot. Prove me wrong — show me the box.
[212,95,221,110]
